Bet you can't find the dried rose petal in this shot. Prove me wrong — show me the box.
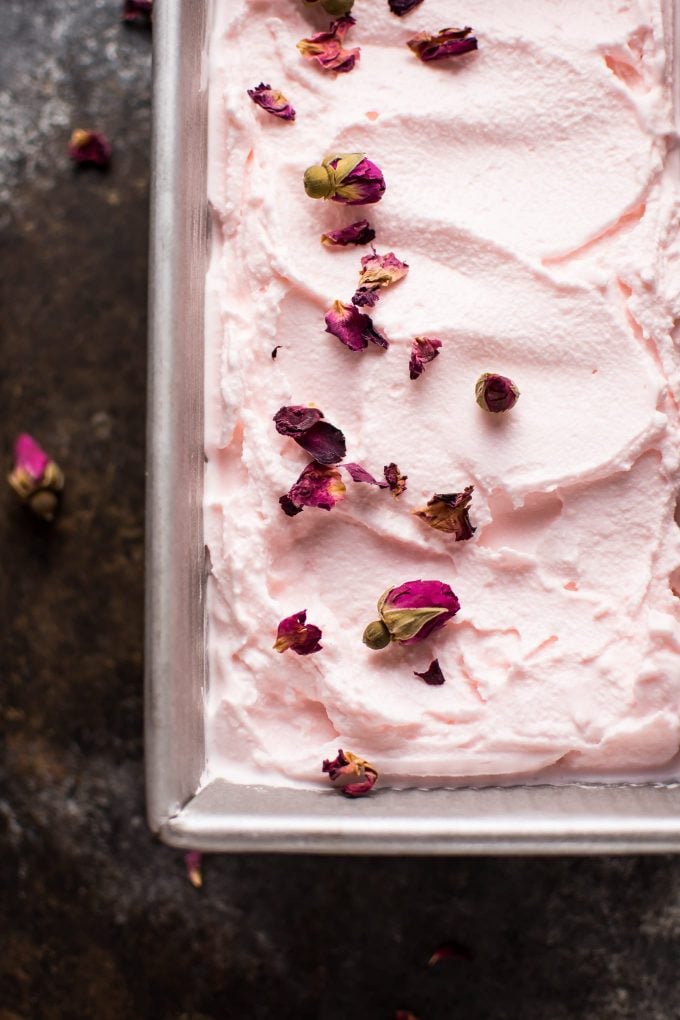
[8,434,64,522]
[305,0,355,14]
[352,252,409,307]
[297,15,360,74]
[322,749,378,797]
[184,851,203,888]
[273,406,346,464]
[121,0,152,22]
[67,129,112,167]
[325,301,389,351]
[305,153,386,206]
[343,463,389,486]
[413,486,476,541]
[414,658,446,686]
[409,336,442,380]
[272,345,283,359]
[383,462,407,498]
[428,941,475,965]
[274,610,323,655]
[408,27,479,62]
[389,0,423,13]
[363,579,460,650]
[247,83,296,121]
[475,373,520,413]
[395,1013,420,1020]
[280,461,346,515]
[321,220,376,247]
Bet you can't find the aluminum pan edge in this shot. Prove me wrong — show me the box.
[146,0,680,852]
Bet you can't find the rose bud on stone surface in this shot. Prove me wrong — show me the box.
[247,83,296,121]
[322,749,378,797]
[279,461,346,516]
[475,372,520,413]
[121,0,152,23]
[363,579,460,650]
[409,336,442,379]
[304,153,386,205]
[8,434,64,522]
[67,129,112,167]
[413,486,476,541]
[384,462,407,497]
[408,27,479,62]
[324,301,389,351]
[321,219,376,247]
[273,610,323,655]
[297,15,360,73]
[414,658,446,685]
[352,251,409,308]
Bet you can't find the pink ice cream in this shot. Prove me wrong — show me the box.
[204,0,680,788]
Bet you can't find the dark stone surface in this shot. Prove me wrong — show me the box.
[1,3,679,1019]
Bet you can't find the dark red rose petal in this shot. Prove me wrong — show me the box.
[414,658,446,685]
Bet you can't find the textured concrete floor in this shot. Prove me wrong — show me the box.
[1,3,680,1018]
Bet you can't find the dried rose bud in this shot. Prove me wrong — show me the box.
[321,220,376,247]
[343,463,389,487]
[273,406,346,464]
[67,129,112,167]
[121,0,152,22]
[325,301,389,351]
[413,486,476,541]
[408,27,479,62]
[352,252,409,307]
[389,0,423,13]
[274,610,323,655]
[414,658,446,685]
[363,579,460,650]
[247,83,296,121]
[322,749,378,797]
[297,15,360,74]
[384,462,407,497]
[409,336,442,380]
[280,461,346,515]
[8,434,64,522]
[304,153,386,206]
[475,372,520,413]
[184,851,203,888]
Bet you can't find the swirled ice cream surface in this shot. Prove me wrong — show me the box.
[204,0,680,787]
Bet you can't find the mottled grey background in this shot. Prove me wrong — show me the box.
[1,3,680,1018]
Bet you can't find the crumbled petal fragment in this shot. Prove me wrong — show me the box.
[363,579,460,649]
[274,610,323,655]
[428,940,476,965]
[352,252,409,307]
[322,749,378,797]
[247,83,296,121]
[296,421,347,464]
[414,658,447,686]
[475,372,520,413]
[321,220,376,247]
[281,461,346,514]
[8,434,64,522]
[343,463,389,486]
[407,26,479,62]
[304,153,386,205]
[274,405,325,437]
[184,851,203,889]
[272,345,282,359]
[67,129,112,167]
[325,301,389,351]
[297,15,360,74]
[409,336,442,379]
[413,486,476,541]
[389,0,423,13]
[383,462,407,497]
[121,0,152,22]
[305,0,355,14]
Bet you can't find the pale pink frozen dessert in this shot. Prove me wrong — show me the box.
[204,0,680,788]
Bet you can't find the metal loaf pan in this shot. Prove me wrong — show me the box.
[145,0,680,853]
